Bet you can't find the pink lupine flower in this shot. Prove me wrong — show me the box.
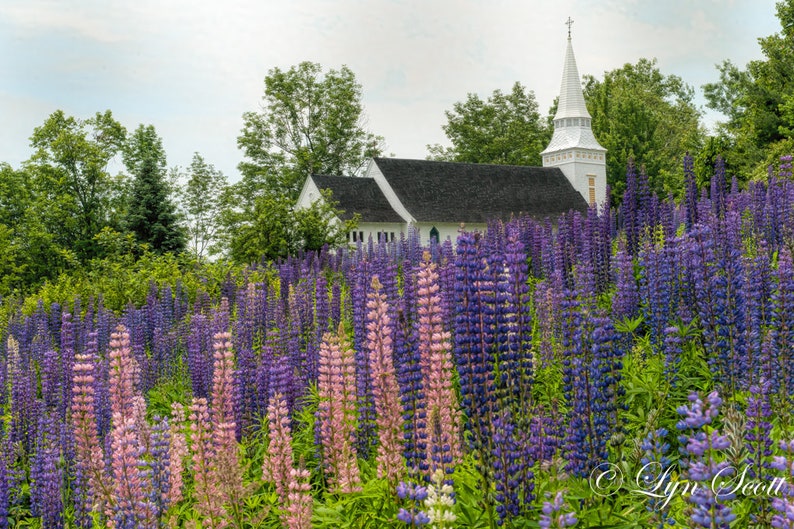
[132,395,151,453]
[189,397,225,528]
[108,325,140,419]
[417,252,461,474]
[111,413,155,528]
[210,332,235,428]
[167,402,187,506]
[209,332,243,509]
[264,392,294,505]
[365,276,405,482]
[284,465,313,529]
[317,324,361,493]
[71,349,111,515]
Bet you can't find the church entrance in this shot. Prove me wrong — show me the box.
[429,226,439,242]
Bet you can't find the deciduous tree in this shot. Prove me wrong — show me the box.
[583,58,704,199]
[28,109,127,262]
[703,1,794,178]
[237,61,384,200]
[179,153,228,261]
[427,82,549,166]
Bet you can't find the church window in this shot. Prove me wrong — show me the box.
[429,226,440,242]
[588,176,596,206]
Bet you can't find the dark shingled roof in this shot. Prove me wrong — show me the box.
[373,157,588,222]
[310,174,404,223]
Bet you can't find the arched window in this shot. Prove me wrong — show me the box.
[429,226,440,243]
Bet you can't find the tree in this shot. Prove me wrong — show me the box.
[123,125,185,254]
[0,163,32,293]
[179,153,228,261]
[704,1,794,178]
[427,82,550,165]
[583,58,704,200]
[27,109,127,262]
[224,61,378,262]
[237,61,384,200]
[219,189,357,264]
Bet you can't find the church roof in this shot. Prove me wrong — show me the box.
[542,125,605,153]
[372,157,588,223]
[542,33,606,155]
[553,36,590,120]
[309,174,404,223]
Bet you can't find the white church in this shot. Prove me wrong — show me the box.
[295,30,606,244]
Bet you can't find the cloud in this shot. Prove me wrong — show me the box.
[0,0,783,180]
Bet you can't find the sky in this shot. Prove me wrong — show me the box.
[0,0,782,182]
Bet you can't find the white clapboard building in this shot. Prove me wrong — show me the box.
[296,31,606,244]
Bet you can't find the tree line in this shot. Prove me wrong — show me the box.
[1,1,792,297]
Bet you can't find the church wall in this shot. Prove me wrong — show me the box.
[556,157,607,209]
[295,177,323,211]
[571,158,607,208]
[414,222,484,245]
[347,222,407,245]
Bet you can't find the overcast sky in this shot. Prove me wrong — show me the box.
[0,0,781,182]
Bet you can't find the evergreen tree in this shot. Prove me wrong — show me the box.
[125,154,185,254]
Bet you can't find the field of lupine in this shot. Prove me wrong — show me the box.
[3,155,794,528]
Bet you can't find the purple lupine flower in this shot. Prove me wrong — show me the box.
[453,230,496,466]
[745,379,774,480]
[639,428,674,528]
[534,280,557,369]
[59,312,75,420]
[676,391,736,528]
[771,437,794,528]
[773,248,794,401]
[529,405,562,463]
[620,159,640,255]
[711,155,727,219]
[638,240,676,347]
[187,314,213,399]
[744,242,773,384]
[561,285,620,477]
[684,153,698,231]
[30,412,63,528]
[234,284,258,438]
[149,416,171,520]
[393,268,426,473]
[685,225,746,392]
[7,336,37,453]
[499,222,533,413]
[662,326,683,384]
[612,239,639,323]
[492,411,534,525]
[396,481,430,526]
[0,435,8,529]
[539,491,577,528]
[349,261,377,460]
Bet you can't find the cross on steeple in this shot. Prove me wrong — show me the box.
[565,16,574,38]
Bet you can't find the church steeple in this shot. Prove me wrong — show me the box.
[553,25,591,122]
[541,21,607,207]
